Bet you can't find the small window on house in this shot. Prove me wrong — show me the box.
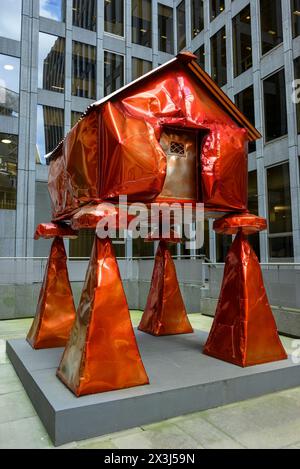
[170,141,185,156]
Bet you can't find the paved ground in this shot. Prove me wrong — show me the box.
[0,312,300,449]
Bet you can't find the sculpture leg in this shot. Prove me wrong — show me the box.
[27,237,76,349]
[204,231,287,367]
[138,240,193,336]
[57,236,149,397]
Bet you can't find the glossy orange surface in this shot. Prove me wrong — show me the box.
[70,202,136,230]
[48,58,251,221]
[57,236,149,397]
[34,223,78,240]
[138,241,193,336]
[27,237,76,349]
[203,231,287,367]
[213,213,267,235]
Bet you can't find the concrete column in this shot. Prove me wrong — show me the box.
[282,0,300,262]
[251,0,268,262]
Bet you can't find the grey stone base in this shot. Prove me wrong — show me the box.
[6,330,300,446]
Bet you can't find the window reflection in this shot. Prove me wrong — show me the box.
[267,163,294,259]
[294,56,300,134]
[132,0,152,48]
[235,86,256,153]
[73,0,97,32]
[104,0,124,36]
[71,110,83,127]
[194,45,205,69]
[104,51,124,96]
[38,33,65,93]
[132,57,152,80]
[191,0,204,39]
[72,41,96,99]
[292,0,300,38]
[210,0,225,21]
[263,70,287,142]
[177,1,186,52]
[216,234,232,262]
[36,105,64,164]
[260,0,283,55]
[0,54,20,117]
[248,171,260,260]
[0,133,18,210]
[211,27,227,87]
[158,4,174,54]
[0,0,22,41]
[233,5,252,77]
[40,0,65,22]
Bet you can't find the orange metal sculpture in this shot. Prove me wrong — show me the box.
[139,240,193,336]
[27,52,287,396]
[57,236,149,397]
[203,228,287,366]
[27,236,76,349]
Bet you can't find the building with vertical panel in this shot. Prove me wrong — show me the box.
[0,0,299,264]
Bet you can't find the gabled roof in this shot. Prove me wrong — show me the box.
[46,51,261,163]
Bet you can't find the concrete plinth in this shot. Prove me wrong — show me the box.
[6,330,300,446]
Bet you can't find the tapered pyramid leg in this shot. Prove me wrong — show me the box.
[204,231,287,367]
[57,236,149,396]
[138,241,193,336]
[27,237,76,349]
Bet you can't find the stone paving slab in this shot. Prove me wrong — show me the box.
[6,328,300,446]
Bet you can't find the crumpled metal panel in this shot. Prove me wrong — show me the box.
[49,65,249,220]
[203,231,287,367]
[213,213,267,235]
[138,240,193,336]
[57,236,149,396]
[27,237,76,349]
[34,223,78,240]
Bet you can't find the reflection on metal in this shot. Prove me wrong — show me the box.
[204,230,287,367]
[57,236,149,397]
[138,240,194,336]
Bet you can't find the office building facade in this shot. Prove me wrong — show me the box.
[0,0,300,264]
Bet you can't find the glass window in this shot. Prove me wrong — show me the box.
[132,237,155,257]
[36,105,64,164]
[158,4,174,54]
[73,0,96,32]
[40,0,65,22]
[263,70,287,142]
[267,163,294,259]
[104,0,124,36]
[72,41,96,99]
[132,0,152,48]
[294,56,300,134]
[71,110,82,127]
[210,0,225,21]
[0,133,18,210]
[132,57,152,80]
[0,54,20,117]
[194,45,205,69]
[233,5,252,77]
[38,33,65,93]
[211,27,227,87]
[260,0,283,55]
[104,51,124,96]
[70,229,94,258]
[0,0,22,41]
[191,0,204,39]
[216,234,232,262]
[248,170,260,259]
[235,85,256,153]
[292,0,300,38]
[177,1,186,52]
